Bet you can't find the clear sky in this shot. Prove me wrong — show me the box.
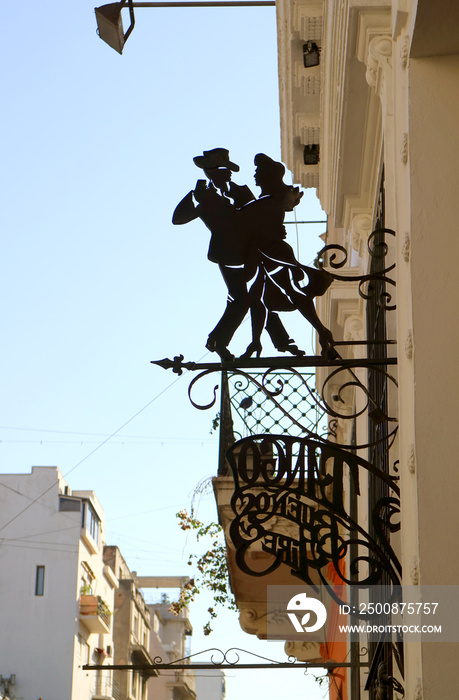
[1,2,328,698]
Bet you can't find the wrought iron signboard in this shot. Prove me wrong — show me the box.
[151,150,400,695]
[153,148,399,593]
[228,434,401,595]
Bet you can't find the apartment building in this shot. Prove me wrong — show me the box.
[0,467,157,700]
[276,1,459,697]
[0,466,118,700]
[135,577,196,700]
[194,665,225,700]
[104,547,155,700]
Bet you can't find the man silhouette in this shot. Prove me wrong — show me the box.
[173,148,254,360]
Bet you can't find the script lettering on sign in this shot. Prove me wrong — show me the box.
[227,435,401,589]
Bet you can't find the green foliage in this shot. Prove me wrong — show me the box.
[170,510,237,634]
[210,412,221,434]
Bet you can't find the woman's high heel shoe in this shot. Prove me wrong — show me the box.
[240,341,262,359]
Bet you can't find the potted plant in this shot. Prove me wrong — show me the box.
[80,584,98,615]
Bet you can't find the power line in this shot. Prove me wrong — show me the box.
[0,438,213,446]
[0,479,91,529]
[0,426,215,444]
[106,501,189,522]
[0,523,81,543]
[0,363,197,534]
[0,541,80,554]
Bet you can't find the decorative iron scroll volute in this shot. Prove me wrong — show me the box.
[83,646,369,672]
[316,228,396,311]
[227,434,401,598]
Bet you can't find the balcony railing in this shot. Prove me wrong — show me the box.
[80,595,111,633]
[92,676,120,700]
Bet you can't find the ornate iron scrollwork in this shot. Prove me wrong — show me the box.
[227,435,401,597]
[316,228,396,311]
[374,661,405,699]
[151,154,400,654]
[83,646,367,671]
[171,364,398,453]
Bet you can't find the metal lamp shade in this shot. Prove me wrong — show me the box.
[95,1,135,53]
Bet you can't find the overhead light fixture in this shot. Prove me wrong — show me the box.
[303,144,320,165]
[95,0,275,53]
[303,40,320,68]
[95,0,135,54]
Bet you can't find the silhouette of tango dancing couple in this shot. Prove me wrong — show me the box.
[173,148,335,361]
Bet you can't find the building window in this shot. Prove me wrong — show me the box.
[152,613,160,635]
[77,634,90,664]
[35,565,45,596]
[59,496,81,512]
[132,671,138,698]
[82,501,101,545]
[81,560,95,584]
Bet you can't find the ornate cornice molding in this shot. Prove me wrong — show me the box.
[410,558,420,586]
[414,679,423,700]
[344,314,365,342]
[401,231,410,262]
[350,211,372,252]
[408,445,416,474]
[277,0,324,185]
[400,132,409,165]
[400,34,410,69]
[355,10,392,105]
[405,329,413,360]
[293,3,323,42]
[365,35,393,95]
[284,640,323,662]
[238,604,326,641]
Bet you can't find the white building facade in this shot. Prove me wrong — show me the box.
[276,0,459,698]
[0,467,118,700]
[194,666,225,700]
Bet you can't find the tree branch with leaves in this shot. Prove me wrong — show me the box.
[170,509,237,635]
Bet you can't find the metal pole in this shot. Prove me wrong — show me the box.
[84,662,369,671]
[284,220,327,225]
[151,355,398,374]
[129,1,275,6]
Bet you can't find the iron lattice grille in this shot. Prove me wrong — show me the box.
[227,369,328,440]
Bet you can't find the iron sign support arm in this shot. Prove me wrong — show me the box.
[129,1,275,5]
[83,661,369,671]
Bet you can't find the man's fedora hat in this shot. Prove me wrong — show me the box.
[193,148,240,172]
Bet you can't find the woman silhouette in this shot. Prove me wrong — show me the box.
[239,154,335,358]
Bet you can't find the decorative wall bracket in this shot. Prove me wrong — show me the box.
[152,349,397,375]
[83,646,369,672]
